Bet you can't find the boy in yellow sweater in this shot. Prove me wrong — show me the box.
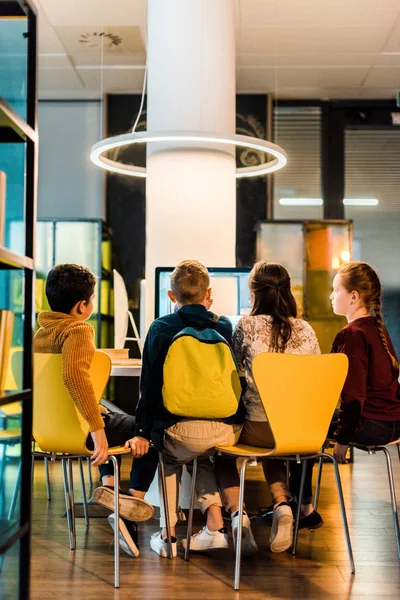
[34,264,158,557]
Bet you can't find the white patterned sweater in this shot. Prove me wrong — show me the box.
[232,315,321,422]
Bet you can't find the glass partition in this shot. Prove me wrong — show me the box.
[273,106,322,220]
[345,128,400,356]
[0,15,28,120]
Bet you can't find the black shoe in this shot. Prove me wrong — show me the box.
[108,513,139,557]
[298,510,324,530]
[288,501,324,530]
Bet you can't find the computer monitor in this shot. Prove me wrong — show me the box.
[154,267,252,327]
[113,269,142,354]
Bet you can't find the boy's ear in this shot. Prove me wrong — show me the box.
[205,287,212,301]
[75,300,86,315]
[168,290,177,304]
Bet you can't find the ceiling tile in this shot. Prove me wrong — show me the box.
[363,66,400,88]
[38,67,84,90]
[237,25,391,55]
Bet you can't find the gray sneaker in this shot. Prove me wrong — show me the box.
[108,513,139,558]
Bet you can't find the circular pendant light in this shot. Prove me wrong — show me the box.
[90,131,287,178]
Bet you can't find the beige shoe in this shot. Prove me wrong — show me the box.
[269,504,293,553]
[92,486,154,522]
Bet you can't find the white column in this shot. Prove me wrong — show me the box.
[145,0,236,328]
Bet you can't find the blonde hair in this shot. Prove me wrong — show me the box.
[338,261,399,374]
[171,260,210,304]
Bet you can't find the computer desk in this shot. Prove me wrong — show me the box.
[110,358,142,377]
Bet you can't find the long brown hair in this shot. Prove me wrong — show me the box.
[249,262,297,352]
[338,261,399,375]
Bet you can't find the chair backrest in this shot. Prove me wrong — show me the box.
[252,353,348,455]
[33,351,111,454]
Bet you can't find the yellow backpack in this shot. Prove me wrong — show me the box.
[162,325,241,419]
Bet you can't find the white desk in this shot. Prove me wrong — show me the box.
[110,360,142,377]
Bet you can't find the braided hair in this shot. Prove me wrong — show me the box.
[249,262,297,352]
[338,262,399,375]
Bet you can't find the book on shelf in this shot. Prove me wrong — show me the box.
[0,310,15,392]
[0,171,5,247]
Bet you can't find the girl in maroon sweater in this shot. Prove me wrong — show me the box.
[330,262,400,463]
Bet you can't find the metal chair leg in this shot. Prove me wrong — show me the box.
[0,445,6,514]
[314,456,324,511]
[78,458,89,527]
[86,456,93,488]
[397,443,400,463]
[381,446,400,560]
[61,458,75,550]
[292,459,307,555]
[7,460,22,520]
[109,455,120,589]
[44,456,51,501]
[234,458,249,591]
[158,453,173,559]
[185,457,198,561]
[322,452,355,573]
[68,458,76,548]
[31,454,35,492]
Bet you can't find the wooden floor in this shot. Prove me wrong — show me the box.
[3,449,400,599]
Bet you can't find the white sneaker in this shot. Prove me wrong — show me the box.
[150,530,177,558]
[269,504,293,553]
[182,526,229,552]
[231,512,258,556]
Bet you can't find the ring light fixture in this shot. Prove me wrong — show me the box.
[90,131,287,178]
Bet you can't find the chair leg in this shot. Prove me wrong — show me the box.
[61,458,75,550]
[397,443,400,463]
[292,459,307,555]
[0,445,6,514]
[109,455,120,589]
[234,458,249,591]
[184,457,198,561]
[44,456,51,502]
[322,452,355,573]
[78,458,89,527]
[381,446,400,560]
[158,453,173,559]
[86,457,93,488]
[7,459,22,520]
[68,459,76,544]
[31,454,35,492]
[314,456,324,511]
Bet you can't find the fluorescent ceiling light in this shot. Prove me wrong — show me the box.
[343,198,379,206]
[279,198,323,206]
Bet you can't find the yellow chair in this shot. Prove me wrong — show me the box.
[200,352,354,590]
[34,351,131,588]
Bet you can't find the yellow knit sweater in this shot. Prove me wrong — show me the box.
[33,311,104,432]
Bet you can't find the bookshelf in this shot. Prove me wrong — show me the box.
[0,1,37,598]
[34,218,113,348]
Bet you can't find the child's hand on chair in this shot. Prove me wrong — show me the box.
[90,428,109,466]
[125,436,150,458]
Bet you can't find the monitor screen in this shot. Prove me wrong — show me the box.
[154,267,252,328]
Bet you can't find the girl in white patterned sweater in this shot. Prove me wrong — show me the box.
[215,262,321,554]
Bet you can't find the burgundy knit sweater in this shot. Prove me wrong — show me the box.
[331,316,400,445]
